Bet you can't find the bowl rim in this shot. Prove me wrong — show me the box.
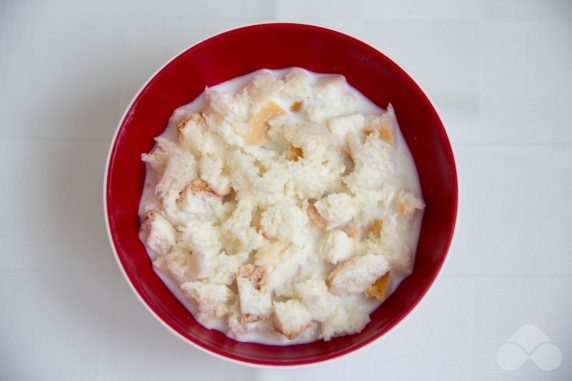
[103,21,459,368]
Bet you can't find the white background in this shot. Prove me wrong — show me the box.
[1,0,571,380]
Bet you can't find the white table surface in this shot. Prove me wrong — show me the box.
[1,0,571,380]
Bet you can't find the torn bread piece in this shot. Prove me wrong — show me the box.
[227,301,247,337]
[314,193,356,230]
[245,101,285,144]
[198,155,232,197]
[307,202,327,230]
[364,271,391,300]
[141,137,178,172]
[282,68,311,98]
[328,113,365,146]
[363,115,393,145]
[320,229,354,264]
[153,247,193,284]
[155,149,198,202]
[340,222,360,239]
[395,191,425,217]
[294,278,334,322]
[256,242,305,291]
[326,254,389,295]
[272,299,313,339]
[140,210,177,257]
[178,180,227,222]
[260,201,309,246]
[320,305,370,341]
[176,113,203,142]
[181,281,234,322]
[237,265,272,323]
[368,218,383,239]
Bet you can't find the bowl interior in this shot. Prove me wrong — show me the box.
[106,23,458,366]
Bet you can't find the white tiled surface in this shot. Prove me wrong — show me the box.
[1,0,571,379]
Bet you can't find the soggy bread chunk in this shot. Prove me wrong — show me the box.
[198,155,232,196]
[155,149,198,202]
[222,200,266,253]
[272,299,313,339]
[306,76,355,122]
[320,230,354,264]
[294,278,334,322]
[364,271,391,300]
[260,201,309,246]
[178,112,227,157]
[237,265,272,323]
[395,191,425,217]
[140,210,177,257]
[243,71,283,105]
[320,305,370,341]
[326,254,389,295]
[314,193,356,230]
[328,113,365,146]
[340,222,360,239]
[178,220,222,259]
[181,281,234,322]
[227,301,247,337]
[176,113,203,142]
[153,247,193,283]
[368,218,383,239]
[282,68,311,98]
[179,182,228,223]
[307,203,327,229]
[363,117,393,145]
[245,102,285,144]
[255,243,304,291]
[141,137,178,172]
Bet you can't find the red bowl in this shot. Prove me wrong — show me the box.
[104,23,458,367]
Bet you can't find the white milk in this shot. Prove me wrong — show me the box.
[139,68,423,345]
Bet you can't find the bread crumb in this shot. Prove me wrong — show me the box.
[290,100,303,112]
[364,271,391,300]
[285,145,304,161]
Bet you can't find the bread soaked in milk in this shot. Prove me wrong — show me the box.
[139,68,425,344]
